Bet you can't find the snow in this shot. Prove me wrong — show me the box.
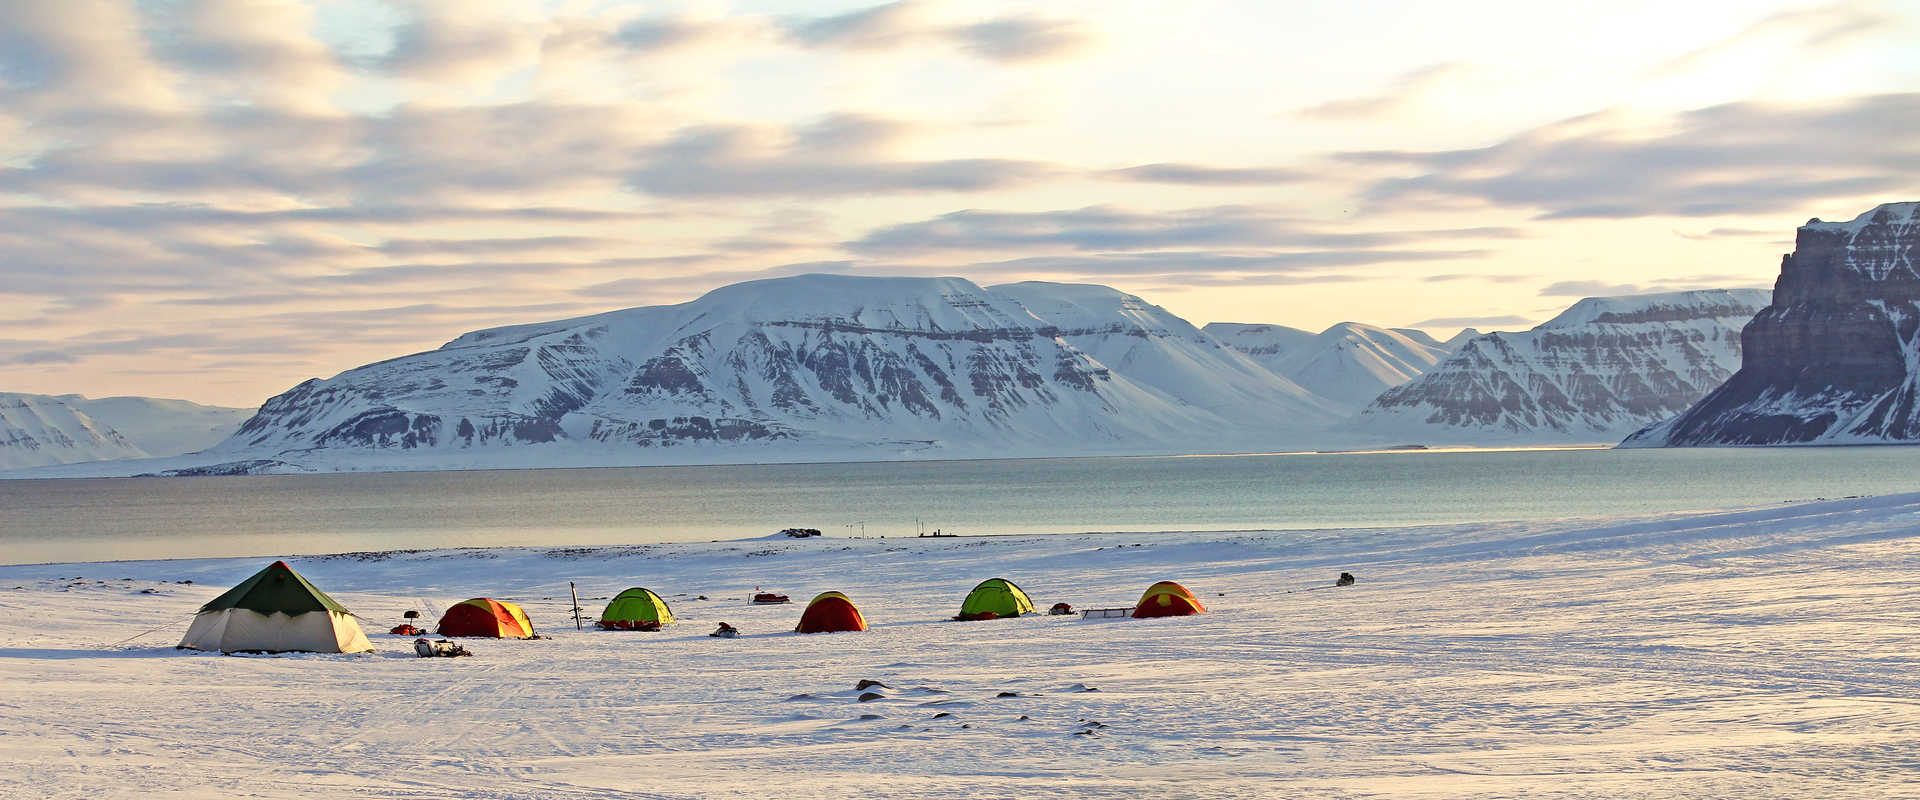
[5,494,1920,797]
[0,394,251,471]
[0,393,147,469]
[1349,290,1772,445]
[1801,201,1920,235]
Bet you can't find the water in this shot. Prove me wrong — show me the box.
[4,446,1919,565]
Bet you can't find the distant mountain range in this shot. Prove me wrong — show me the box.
[38,201,1919,478]
[140,277,1339,474]
[1207,321,1476,410]
[1351,289,1771,444]
[0,394,251,470]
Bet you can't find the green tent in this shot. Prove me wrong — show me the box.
[599,587,675,630]
[957,578,1035,620]
[177,560,373,653]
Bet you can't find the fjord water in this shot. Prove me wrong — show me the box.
[4,446,1920,565]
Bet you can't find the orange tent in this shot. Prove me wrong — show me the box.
[437,597,536,638]
[795,591,868,633]
[1132,581,1206,618]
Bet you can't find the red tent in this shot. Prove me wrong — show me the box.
[1132,581,1207,618]
[437,597,536,638]
[795,591,868,633]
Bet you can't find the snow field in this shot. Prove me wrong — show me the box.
[4,495,1920,798]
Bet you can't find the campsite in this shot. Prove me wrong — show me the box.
[4,493,1920,798]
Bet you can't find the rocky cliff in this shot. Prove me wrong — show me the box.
[1624,202,1920,446]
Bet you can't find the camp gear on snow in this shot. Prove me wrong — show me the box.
[1079,607,1133,619]
[1048,602,1074,615]
[954,611,998,621]
[1132,581,1206,618]
[710,622,739,638]
[436,598,535,638]
[956,578,1035,620]
[599,587,675,630]
[177,560,374,654]
[751,592,790,604]
[414,638,470,657]
[389,623,425,636]
[795,591,868,633]
[1336,572,1356,586]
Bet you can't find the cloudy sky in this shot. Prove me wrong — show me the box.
[2,0,1915,407]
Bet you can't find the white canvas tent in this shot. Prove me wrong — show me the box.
[177,561,372,654]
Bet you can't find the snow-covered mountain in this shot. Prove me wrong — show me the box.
[1348,289,1771,443]
[0,394,145,469]
[1625,202,1920,447]
[1201,323,1317,365]
[1209,322,1461,411]
[0,393,250,470]
[184,275,1341,474]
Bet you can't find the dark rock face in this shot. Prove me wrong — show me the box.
[1627,202,1920,446]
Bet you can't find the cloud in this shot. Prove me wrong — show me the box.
[1349,93,1920,219]
[1422,273,1532,283]
[145,0,349,112]
[611,15,772,56]
[1652,1,1898,78]
[780,1,1093,63]
[1539,281,1647,297]
[1297,63,1467,120]
[1410,314,1535,328]
[10,350,77,365]
[1106,163,1307,186]
[379,0,544,87]
[0,0,180,114]
[627,117,1061,198]
[1673,227,1777,241]
[952,17,1091,62]
[850,205,1521,255]
[961,250,1489,277]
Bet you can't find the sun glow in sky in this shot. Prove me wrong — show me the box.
[1,0,1915,407]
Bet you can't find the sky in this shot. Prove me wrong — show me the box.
[1,0,1916,408]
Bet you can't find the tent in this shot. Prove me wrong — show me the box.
[599,587,675,630]
[956,578,1035,620]
[437,597,536,638]
[795,591,868,633]
[1132,580,1207,618]
[177,560,373,653]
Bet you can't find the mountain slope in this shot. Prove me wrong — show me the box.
[197,275,1342,473]
[1625,202,1920,447]
[1206,321,1461,412]
[0,394,253,471]
[1349,289,1771,443]
[0,394,145,469]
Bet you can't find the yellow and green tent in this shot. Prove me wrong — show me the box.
[956,577,1036,620]
[599,587,675,630]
